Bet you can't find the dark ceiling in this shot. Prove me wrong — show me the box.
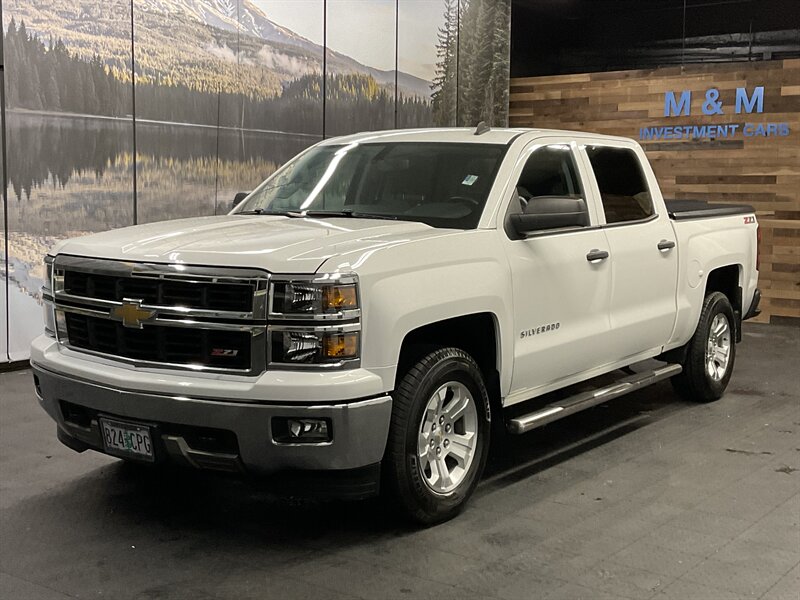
[511,0,800,77]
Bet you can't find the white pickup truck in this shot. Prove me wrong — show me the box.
[32,127,760,524]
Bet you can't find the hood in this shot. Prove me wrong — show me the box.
[53,215,442,273]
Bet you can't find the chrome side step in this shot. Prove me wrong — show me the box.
[507,364,682,435]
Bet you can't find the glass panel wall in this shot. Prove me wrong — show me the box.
[216,0,325,212]
[0,0,512,362]
[325,0,397,136]
[2,0,135,359]
[397,0,452,128]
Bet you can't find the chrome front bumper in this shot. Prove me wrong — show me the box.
[31,364,392,479]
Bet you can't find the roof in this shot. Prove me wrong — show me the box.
[318,127,636,146]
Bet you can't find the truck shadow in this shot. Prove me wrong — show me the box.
[3,382,691,565]
[481,380,685,490]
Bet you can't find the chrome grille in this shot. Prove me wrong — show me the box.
[63,270,254,313]
[64,313,252,370]
[49,255,269,374]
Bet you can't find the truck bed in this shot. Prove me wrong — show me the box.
[665,199,754,221]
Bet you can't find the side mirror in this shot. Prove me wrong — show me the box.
[232,191,250,210]
[509,196,588,237]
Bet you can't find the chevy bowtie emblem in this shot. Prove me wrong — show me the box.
[110,299,157,329]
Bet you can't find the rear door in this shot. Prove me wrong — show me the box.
[580,143,679,360]
[503,139,613,401]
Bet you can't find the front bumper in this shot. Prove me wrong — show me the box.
[31,362,392,488]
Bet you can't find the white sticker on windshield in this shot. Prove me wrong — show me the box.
[462,174,479,186]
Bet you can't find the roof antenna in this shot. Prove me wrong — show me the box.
[474,121,491,136]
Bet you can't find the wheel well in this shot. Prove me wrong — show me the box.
[705,264,743,341]
[705,265,742,313]
[660,263,744,364]
[396,313,500,401]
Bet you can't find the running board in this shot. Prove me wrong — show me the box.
[507,364,682,435]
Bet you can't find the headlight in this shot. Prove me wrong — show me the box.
[267,274,361,368]
[270,275,359,319]
[269,327,360,366]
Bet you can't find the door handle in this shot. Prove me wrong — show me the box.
[657,239,676,251]
[586,249,610,262]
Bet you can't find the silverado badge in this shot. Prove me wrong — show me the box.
[110,299,157,329]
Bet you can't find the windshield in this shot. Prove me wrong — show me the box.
[235,142,506,229]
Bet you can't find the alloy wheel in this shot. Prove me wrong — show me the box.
[705,313,731,381]
[417,381,478,495]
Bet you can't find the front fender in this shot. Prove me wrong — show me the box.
[320,230,514,394]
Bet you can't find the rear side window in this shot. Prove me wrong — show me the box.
[586,146,654,224]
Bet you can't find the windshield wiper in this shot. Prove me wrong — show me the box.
[235,209,304,217]
[302,210,399,221]
[237,208,400,221]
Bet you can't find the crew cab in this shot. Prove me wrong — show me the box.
[31,127,760,524]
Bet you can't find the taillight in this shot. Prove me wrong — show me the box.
[756,225,761,271]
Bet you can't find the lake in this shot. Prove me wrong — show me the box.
[2,110,318,358]
[5,111,318,233]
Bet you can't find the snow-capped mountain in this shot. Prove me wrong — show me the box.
[136,0,321,53]
[135,0,432,97]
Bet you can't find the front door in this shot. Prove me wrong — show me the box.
[503,141,613,402]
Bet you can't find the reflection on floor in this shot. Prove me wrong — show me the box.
[1,323,798,600]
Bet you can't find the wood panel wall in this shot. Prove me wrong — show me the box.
[510,59,800,323]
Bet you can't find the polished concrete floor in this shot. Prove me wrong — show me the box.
[1,323,798,600]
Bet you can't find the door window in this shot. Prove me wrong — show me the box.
[586,146,654,224]
[515,145,583,209]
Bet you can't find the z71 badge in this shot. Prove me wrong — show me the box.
[520,322,560,338]
[211,348,239,357]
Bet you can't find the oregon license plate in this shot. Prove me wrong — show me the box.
[99,418,154,461]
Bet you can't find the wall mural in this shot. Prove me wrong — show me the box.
[0,0,511,362]
[3,2,135,362]
[1,98,6,361]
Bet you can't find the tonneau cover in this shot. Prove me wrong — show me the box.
[665,199,755,221]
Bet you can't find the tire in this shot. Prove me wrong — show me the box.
[671,291,736,402]
[383,347,491,525]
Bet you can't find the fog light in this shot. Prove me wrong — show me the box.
[272,417,331,444]
[290,418,327,438]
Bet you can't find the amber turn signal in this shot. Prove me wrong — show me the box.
[322,284,358,312]
[322,332,359,358]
